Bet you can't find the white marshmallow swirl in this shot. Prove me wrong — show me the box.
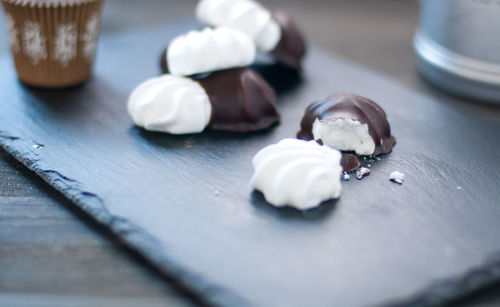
[167,27,256,76]
[251,139,343,210]
[196,0,281,52]
[127,75,212,134]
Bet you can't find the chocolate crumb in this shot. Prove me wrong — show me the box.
[341,154,360,173]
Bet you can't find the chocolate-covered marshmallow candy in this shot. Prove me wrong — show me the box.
[196,0,306,70]
[297,93,396,156]
[128,68,280,134]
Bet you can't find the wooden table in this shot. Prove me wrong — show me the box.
[1,1,500,306]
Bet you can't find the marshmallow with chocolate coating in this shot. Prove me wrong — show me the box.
[128,68,280,134]
[297,93,396,155]
[195,0,306,70]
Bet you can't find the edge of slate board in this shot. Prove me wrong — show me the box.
[0,134,251,307]
[380,253,500,307]
[1,36,500,307]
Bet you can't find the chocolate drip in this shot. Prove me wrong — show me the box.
[271,11,307,71]
[297,93,396,155]
[197,68,280,132]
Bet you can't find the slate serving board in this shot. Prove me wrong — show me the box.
[1,21,500,307]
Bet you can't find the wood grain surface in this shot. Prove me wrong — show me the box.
[1,1,499,306]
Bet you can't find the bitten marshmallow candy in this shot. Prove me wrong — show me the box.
[297,93,396,156]
[128,68,280,134]
[161,27,256,76]
[196,0,306,70]
[251,139,343,210]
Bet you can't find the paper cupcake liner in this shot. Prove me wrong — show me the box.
[1,0,104,88]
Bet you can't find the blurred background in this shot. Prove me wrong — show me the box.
[1,0,499,306]
[2,0,421,88]
[1,0,499,119]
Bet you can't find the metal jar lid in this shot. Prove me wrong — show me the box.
[414,0,500,105]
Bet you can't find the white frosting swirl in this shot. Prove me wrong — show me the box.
[127,75,211,134]
[167,27,256,76]
[251,139,342,210]
[196,0,282,52]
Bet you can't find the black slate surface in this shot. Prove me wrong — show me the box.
[1,21,500,307]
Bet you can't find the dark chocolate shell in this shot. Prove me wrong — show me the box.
[197,68,280,132]
[271,10,307,71]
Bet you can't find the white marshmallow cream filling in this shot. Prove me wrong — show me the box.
[312,118,375,155]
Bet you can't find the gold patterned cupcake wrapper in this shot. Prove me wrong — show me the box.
[1,0,104,88]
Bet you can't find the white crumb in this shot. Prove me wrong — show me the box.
[342,172,350,181]
[389,171,405,184]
